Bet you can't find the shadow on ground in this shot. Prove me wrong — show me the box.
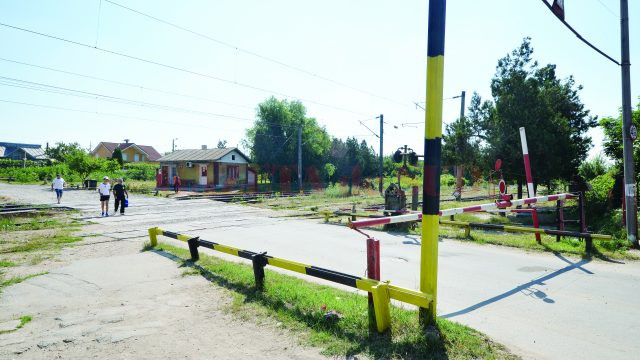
[151,249,455,360]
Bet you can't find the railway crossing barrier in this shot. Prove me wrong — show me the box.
[348,192,612,252]
[148,227,431,333]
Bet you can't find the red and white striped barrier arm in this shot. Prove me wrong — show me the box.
[519,127,535,198]
[349,193,576,229]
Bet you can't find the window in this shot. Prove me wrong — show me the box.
[227,166,239,179]
[231,154,236,160]
[122,153,128,161]
[134,154,140,162]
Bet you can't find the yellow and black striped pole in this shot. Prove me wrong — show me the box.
[421,0,446,325]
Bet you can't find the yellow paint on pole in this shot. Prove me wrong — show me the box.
[421,215,440,322]
[148,227,158,246]
[422,0,446,325]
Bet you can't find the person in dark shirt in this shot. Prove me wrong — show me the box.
[113,178,129,215]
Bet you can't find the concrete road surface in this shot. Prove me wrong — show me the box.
[3,183,639,359]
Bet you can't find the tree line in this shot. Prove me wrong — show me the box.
[244,38,602,193]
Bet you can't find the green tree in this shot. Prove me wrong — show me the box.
[217,140,227,148]
[45,142,83,162]
[111,148,124,167]
[578,154,610,181]
[600,99,640,176]
[66,150,103,180]
[244,97,331,183]
[480,38,596,195]
[323,163,336,182]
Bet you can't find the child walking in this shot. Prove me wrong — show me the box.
[113,178,129,215]
[98,176,111,217]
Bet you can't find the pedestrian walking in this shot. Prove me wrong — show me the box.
[173,174,181,194]
[113,178,129,215]
[98,176,111,217]
[51,174,65,204]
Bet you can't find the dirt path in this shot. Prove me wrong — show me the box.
[0,187,327,359]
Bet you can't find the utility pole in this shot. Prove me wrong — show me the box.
[620,0,637,246]
[421,0,446,326]
[298,125,302,192]
[452,90,466,200]
[453,90,465,119]
[379,114,384,195]
[172,138,177,153]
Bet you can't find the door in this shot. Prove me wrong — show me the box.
[199,164,208,185]
[169,166,177,185]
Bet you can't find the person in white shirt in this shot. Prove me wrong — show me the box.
[97,176,112,217]
[51,174,65,204]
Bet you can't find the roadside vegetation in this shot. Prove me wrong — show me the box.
[0,146,158,194]
[0,315,32,335]
[0,204,83,291]
[152,242,517,360]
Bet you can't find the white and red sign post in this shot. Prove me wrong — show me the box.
[519,127,541,243]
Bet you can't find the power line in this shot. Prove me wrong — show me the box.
[0,22,373,117]
[103,0,412,109]
[0,74,373,132]
[593,0,618,17]
[0,76,307,131]
[0,57,253,110]
[0,75,255,122]
[0,98,294,141]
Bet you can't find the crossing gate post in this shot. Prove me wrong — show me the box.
[371,282,391,332]
[556,200,564,242]
[352,204,357,222]
[148,227,158,247]
[412,186,419,211]
[188,237,200,261]
[578,192,592,252]
[252,252,268,290]
[532,208,541,244]
[366,237,381,304]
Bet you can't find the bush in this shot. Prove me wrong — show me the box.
[0,159,49,168]
[579,154,609,181]
[440,174,455,187]
[585,171,615,231]
[123,163,158,181]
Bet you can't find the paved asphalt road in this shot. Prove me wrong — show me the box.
[3,183,639,359]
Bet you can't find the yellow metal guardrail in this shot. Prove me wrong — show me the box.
[148,227,431,332]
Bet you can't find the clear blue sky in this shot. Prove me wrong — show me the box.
[1,0,638,159]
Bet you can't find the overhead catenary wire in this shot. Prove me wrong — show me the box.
[0,75,256,123]
[103,0,413,109]
[0,22,373,117]
[0,74,376,137]
[593,0,618,17]
[0,57,253,110]
[0,98,297,141]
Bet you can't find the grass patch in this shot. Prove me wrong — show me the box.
[434,225,637,261]
[0,217,64,232]
[0,272,47,291]
[140,241,154,252]
[0,315,33,335]
[18,315,32,329]
[154,243,516,359]
[0,260,15,267]
[0,232,82,254]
